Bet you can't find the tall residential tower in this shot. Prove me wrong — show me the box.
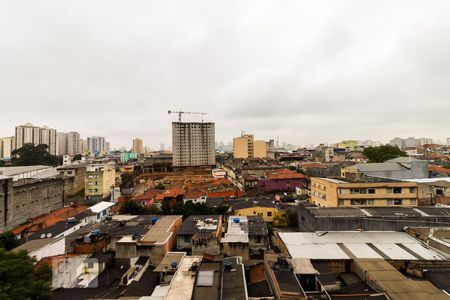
[172,122,215,167]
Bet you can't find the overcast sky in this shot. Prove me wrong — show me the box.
[1,1,450,149]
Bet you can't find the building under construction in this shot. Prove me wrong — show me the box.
[172,122,215,168]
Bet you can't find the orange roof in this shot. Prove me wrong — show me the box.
[11,205,88,235]
[155,188,184,200]
[133,189,164,201]
[428,165,450,173]
[185,187,207,199]
[266,169,306,180]
[35,254,85,270]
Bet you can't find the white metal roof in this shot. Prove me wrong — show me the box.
[89,201,115,213]
[403,177,450,183]
[278,231,445,261]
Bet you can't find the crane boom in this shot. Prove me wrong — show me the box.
[168,110,207,122]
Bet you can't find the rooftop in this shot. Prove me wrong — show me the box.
[0,165,53,177]
[221,257,248,300]
[279,231,445,260]
[140,215,182,245]
[221,216,249,243]
[177,215,220,236]
[89,201,115,213]
[13,237,60,253]
[165,255,203,300]
[154,252,186,272]
[306,206,450,218]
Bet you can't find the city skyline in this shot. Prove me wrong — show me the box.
[1,1,450,148]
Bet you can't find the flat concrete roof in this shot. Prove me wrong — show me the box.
[165,255,203,300]
[140,215,182,245]
[279,231,445,261]
[0,165,52,176]
[154,252,186,272]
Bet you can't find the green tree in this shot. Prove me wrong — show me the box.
[0,232,17,250]
[0,249,52,299]
[120,200,146,214]
[11,144,62,166]
[363,145,407,163]
[72,154,82,161]
[120,172,135,189]
[0,161,5,167]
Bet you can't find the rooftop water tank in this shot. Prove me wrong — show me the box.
[151,217,159,224]
[233,218,240,223]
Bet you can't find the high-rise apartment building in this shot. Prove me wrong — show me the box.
[172,122,215,167]
[40,126,57,155]
[87,136,107,156]
[132,138,144,155]
[0,137,15,159]
[57,132,68,155]
[233,133,267,159]
[15,123,41,149]
[15,123,57,155]
[80,139,88,154]
[66,132,81,156]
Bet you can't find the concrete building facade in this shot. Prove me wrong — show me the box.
[15,123,57,155]
[0,176,64,233]
[233,134,267,159]
[172,122,215,167]
[132,138,144,155]
[310,177,419,207]
[0,137,15,159]
[84,162,115,202]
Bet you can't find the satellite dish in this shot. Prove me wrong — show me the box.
[47,233,52,238]
[40,234,45,239]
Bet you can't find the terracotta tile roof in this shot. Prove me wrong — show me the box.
[11,205,88,235]
[133,189,164,201]
[184,187,207,199]
[266,169,306,180]
[155,188,184,200]
[428,165,450,174]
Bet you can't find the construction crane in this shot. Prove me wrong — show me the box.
[168,110,208,122]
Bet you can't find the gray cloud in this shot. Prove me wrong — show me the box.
[1,0,450,149]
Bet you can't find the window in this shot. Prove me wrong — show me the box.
[350,188,366,194]
[434,187,444,196]
[267,212,272,217]
[338,200,344,206]
[338,189,345,195]
[368,188,376,194]
[409,187,416,193]
[410,199,417,205]
[88,262,94,268]
[393,187,402,194]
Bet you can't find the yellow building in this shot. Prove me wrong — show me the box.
[337,140,359,151]
[231,200,279,222]
[310,177,418,207]
[233,134,253,159]
[254,140,267,158]
[233,133,267,159]
[85,161,116,201]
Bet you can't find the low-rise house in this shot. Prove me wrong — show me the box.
[116,215,183,265]
[131,189,163,207]
[88,201,115,222]
[13,237,65,262]
[258,169,307,193]
[403,177,450,205]
[221,215,269,262]
[230,198,280,223]
[428,165,450,177]
[176,215,222,255]
[155,188,184,208]
[310,177,419,207]
[183,188,208,204]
